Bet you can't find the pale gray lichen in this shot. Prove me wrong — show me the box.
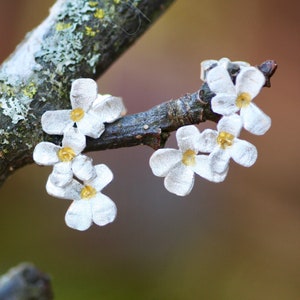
[0,77,38,124]
[35,0,104,75]
[0,96,32,124]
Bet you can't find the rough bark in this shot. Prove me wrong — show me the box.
[0,0,174,186]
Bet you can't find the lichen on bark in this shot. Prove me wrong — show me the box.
[0,0,175,186]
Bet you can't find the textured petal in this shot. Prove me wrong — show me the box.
[91,194,117,226]
[241,103,271,135]
[164,163,194,196]
[236,67,265,99]
[65,200,92,231]
[149,149,182,177]
[46,177,82,200]
[211,94,238,115]
[217,57,231,69]
[72,155,96,182]
[33,142,60,165]
[217,115,242,137]
[62,127,86,154]
[206,66,236,94]
[193,155,228,182]
[200,59,217,81]
[229,139,257,167]
[77,111,105,138]
[41,110,72,135]
[92,95,126,123]
[88,164,114,191]
[176,125,201,152]
[209,149,231,174]
[70,78,97,111]
[198,129,218,153]
[49,162,73,187]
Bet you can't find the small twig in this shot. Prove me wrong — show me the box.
[81,60,276,152]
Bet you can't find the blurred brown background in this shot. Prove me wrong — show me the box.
[0,0,299,299]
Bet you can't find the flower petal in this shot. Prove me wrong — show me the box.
[33,142,60,165]
[198,129,218,153]
[217,115,242,137]
[149,149,182,177]
[62,127,86,154]
[164,163,194,196]
[193,155,228,182]
[236,67,265,99]
[46,177,82,200]
[229,139,257,167]
[72,155,96,182]
[41,110,72,135]
[92,95,126,123]
[206,66,236,94]
[176,125,201,152]
[211,94,238,115]
[65,200,92,231]
[70,78,98,111]
[200,59,217,81]
[209,149,230,174]
[77,111,105,138]
[241,103,271,135]
[88,164,114,191]
[49,162,73,187]
[217,57,231,69]
[91,194,117,226]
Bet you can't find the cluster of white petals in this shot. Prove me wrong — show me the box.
[199,114,257,175]
[200,57,250,81]
[207,64,271,135]
[149,126,226,196]
[33,78,125,230]
[46,164,116,231]
[42,78,125,138]
[149,58,270,196]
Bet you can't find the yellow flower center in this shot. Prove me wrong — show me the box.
[182,149,196,166]
[57,147,76,162]
[70,108,85,122]
[217,131,235,149]
[80,185,97,199]
[236,92,252,108]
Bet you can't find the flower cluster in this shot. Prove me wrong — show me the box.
[33,58,272,228]
[149,58,271,196]
[33,78,125,230]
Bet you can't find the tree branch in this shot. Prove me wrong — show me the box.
[0,263,53,300]
[59,60,277,152]
[0,0,174,186]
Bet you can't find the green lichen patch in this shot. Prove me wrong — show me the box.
[22,82,37,98]
[34,0,145,76]
[55,22,72,31]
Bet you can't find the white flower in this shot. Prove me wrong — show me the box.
[46,164,116,231]
[198,115,257,175]
[149,125,226,197]
[206,65,271,135]
[200,57,250,81]
[41,78,125,138]
[33,127,95,186]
